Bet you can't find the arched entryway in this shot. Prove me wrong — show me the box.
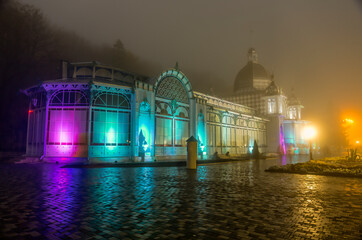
[154,69,193,158]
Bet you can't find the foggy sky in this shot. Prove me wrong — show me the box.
[20,0,362,144]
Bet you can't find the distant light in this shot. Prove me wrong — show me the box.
[343,118,354,124]
[357,141,360,144]
[28,110,33,114]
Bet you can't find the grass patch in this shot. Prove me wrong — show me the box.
[265,157,362,178]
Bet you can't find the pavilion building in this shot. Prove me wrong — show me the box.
[24,61,268,163]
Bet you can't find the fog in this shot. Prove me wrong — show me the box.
[16,0,362,145]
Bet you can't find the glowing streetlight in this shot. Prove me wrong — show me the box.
[303,126,317,160]
[342,118,354,147]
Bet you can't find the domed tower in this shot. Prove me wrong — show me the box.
[287,91,303,120]
[234,48,271,92]
[264,80,287,116]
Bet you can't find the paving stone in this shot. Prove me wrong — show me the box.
[0,158,361,239]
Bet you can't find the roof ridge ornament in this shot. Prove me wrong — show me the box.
[174,61,179,70]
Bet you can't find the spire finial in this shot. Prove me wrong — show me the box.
[248,48,258,63]
[175,61,179,70]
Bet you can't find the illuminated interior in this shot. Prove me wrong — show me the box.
[23,62,303,163]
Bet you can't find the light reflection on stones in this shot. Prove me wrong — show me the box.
[0,156,360,239]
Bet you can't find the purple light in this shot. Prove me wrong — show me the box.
[279,125,286,155]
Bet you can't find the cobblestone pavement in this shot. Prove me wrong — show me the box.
[0,156,361,239]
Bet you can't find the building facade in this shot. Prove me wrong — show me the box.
[225,48,310,154]
[24,61,267,163]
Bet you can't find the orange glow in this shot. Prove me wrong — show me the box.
[341,111,362,146]
[342,118,354,124]
[28,110,33,114]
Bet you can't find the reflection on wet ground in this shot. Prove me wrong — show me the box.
[0,156,361,239]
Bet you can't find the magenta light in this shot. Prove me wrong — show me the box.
[279,125,286,155]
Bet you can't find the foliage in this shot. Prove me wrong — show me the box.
[266,157,362,178]
[0,0,160,151]
[346,148,360,161]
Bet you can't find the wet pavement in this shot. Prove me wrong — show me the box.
[0,156,361,239]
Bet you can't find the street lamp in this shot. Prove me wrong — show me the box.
[304,126,317,160]
[342,118,354,147]
[356,140,360,151]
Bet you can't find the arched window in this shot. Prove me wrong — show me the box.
[75,67,92,78]
[208,113,220,123]
[49,90,88,106]
[175,106,189,118]
[156,102,172,116]
[93,92,130,109]
[155,73,191,148]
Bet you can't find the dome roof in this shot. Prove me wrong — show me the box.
[234,48,270,92]
[288,93,301,105]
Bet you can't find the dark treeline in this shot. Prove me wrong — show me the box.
[0,0,160,151]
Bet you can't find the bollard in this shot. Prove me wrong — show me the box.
[186,136,198,169]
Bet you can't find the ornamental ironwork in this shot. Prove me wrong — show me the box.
[93,92,130,109]
[49,90,88,106]
[156,77,188,104]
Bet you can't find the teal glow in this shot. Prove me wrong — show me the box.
[106,128,116,143]
[197,113,206,153]
[106,127,116,150]
[249,146,253,153]
[294,147,300,154]
[139,110,151,153]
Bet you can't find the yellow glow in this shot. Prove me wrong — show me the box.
[303,126,317,140]
[356,140,360,144]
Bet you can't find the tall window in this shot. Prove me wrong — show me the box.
[279,100,284,114]
[91,92,131,146]
[155,103,189,147]
[174,120,188,146]
[155,117,172,146]
[268,98,276,114]
[288,107,297,119]
[47,90,89,146]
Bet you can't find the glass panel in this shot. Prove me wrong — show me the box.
[216,126,221,147]
[164,118,172,146]
[117,112,130,144]
[155,117,172,146]
[175,120,188,146]
[155,118,164,145]
[231,128,235,146]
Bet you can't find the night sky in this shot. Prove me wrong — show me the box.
[20,0,362,145]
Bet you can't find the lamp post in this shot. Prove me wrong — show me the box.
[304,126,317,160]
[355,140,360,152]
[342,118,354,148]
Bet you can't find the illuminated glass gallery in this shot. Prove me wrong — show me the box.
[24,48,309,162]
